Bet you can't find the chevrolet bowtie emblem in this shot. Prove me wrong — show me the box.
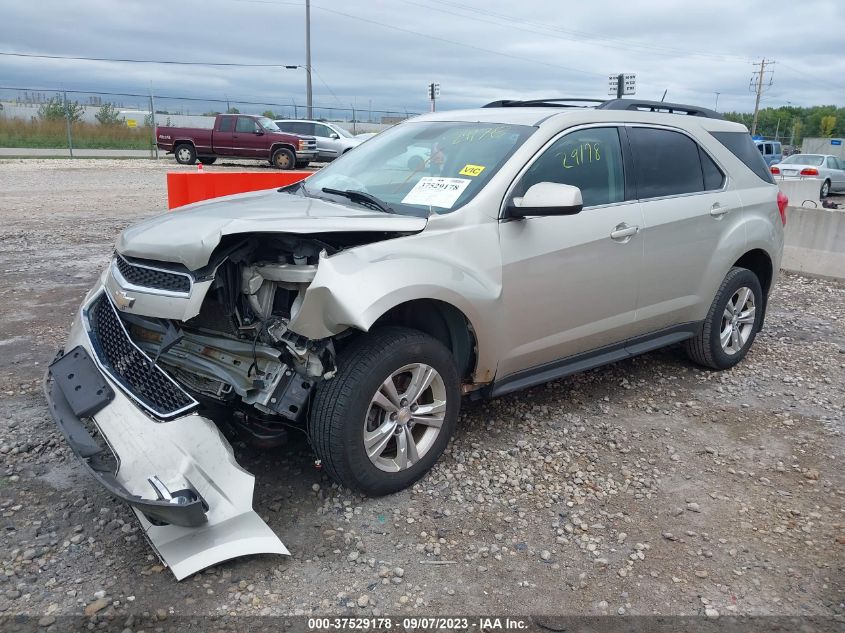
[112,289,136,309]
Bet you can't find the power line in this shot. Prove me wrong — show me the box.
[411,0,751,64]
[0,51,300,68]
[227,0,605,77]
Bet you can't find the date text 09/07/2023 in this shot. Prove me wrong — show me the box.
[306,617,530,630]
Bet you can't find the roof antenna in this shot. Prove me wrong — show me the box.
[660,90,668,102]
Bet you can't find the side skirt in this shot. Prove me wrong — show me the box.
[489,322,701,398]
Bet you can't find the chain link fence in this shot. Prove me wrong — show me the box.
[0,86,418,156]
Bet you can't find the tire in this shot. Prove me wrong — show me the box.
[174,144,196,165]
[198,157,217,165]
[820,179,831,199]
[295,160,310,169]
[685,266,763,370]
[271,148,295,170]
[309,327,460,496]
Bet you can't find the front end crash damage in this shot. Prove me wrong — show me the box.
[44,230,414,578]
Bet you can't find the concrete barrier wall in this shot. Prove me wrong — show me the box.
[775,177,822,207]
[782,206,845,279]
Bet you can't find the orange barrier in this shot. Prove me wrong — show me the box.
[166,171,311,210]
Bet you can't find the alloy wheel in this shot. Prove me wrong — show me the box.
[363,363,447,472]
[719,286,755,355]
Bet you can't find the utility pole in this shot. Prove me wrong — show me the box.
[149,84,158,160]
[714,92,720,112]
[63,90,73,158]
[750,58,774,136]
[305,0,313,119]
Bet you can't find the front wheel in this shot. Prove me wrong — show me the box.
[309,327,460,496]
[685,266,763,370]
[820,179,831,199]
[271,148,295,170]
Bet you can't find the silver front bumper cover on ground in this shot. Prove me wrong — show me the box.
[44,289,288,580]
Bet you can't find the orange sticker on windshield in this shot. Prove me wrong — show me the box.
[459,164,486,177]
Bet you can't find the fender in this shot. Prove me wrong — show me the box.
[287,220,503,382]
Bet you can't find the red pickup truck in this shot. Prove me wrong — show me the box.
[156,113,318,169]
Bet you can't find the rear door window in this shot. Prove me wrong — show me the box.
[700,149,726,190]
[290,122,315,135]
[628,127,704,198]
[217,117,235,132]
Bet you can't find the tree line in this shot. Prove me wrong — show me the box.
[721,105,843,145]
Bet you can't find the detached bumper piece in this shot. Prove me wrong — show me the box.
[45,347,207,528]
[44,303,289,579]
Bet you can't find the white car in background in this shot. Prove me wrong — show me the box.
[770,153,845,198]
[274,119,364,161]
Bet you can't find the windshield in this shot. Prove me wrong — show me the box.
[782,154,823,166]
[258,117,281,132]
[333,125,353,138]
[301,121,534,216]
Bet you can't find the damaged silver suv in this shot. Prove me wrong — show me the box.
[45,98,786,578]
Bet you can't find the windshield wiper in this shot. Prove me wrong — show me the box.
[321,187,395,214]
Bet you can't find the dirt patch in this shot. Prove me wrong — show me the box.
[0,159,842,622]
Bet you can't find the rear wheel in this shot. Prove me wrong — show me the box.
[198,157,217,165]
[271,148,295,170]
[174,144,196,165]
[820,179,831,198]
[309,327,460,496]
[685,267,763,370]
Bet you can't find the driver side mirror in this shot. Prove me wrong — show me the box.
[329,133,340,139]
[507,182,583,218]
[254,128,264,136]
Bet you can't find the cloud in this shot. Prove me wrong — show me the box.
[0,0,842,117]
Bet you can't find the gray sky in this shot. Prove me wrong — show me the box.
[2,0,843,117]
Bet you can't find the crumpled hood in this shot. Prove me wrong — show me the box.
[117,189,427,271]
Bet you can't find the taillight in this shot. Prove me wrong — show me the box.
[770,166,780,174]
[776,190,788,226]
[800,167,819,176]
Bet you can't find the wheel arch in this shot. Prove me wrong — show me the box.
[369,299,477,382]
[732,248,774,328]
[270,143,296,157]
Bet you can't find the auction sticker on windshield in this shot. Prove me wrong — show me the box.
[402,177,471,208]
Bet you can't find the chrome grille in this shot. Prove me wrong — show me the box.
[87,294,197,419]
[115,256,191,294]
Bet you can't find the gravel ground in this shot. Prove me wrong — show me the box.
[0,159,843,625]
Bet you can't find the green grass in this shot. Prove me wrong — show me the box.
[0,118,154,150]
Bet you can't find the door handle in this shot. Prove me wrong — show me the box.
[709,203,729,217]
[610,223,639,241]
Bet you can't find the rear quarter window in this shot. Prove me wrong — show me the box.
[711,131,775,184]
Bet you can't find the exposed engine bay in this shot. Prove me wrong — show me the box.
[117,233,389,443]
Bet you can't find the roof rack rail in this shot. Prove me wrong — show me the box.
[482,98,605,108]
[597,99,723,120]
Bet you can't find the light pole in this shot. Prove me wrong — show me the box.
[714,92,720,112]
[305,0,313,119]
